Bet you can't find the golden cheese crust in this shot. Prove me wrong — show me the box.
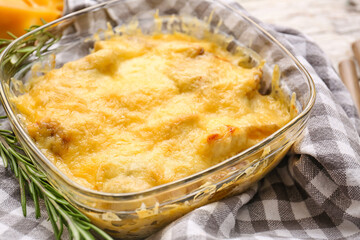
[14,33,292,193]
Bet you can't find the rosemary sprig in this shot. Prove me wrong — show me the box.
[0,126,113,239]
[0,29,114,239]
[0,24,59,75]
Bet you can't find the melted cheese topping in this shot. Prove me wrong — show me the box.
[14,33,292,193]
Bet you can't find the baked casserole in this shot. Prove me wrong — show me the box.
[13,32,294,193]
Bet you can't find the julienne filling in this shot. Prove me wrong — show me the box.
[13,32,293,193]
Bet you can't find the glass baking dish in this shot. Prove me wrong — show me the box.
[0,0,315,239]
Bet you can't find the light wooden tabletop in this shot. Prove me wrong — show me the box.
[239,0,360,71]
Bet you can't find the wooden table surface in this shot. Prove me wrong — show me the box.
[239,0,360,71]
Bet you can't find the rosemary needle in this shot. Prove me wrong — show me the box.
[0,28,113,240]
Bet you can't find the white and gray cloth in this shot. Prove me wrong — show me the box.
[1,1,360,239]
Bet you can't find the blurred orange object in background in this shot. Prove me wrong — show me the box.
[0,0,63,39]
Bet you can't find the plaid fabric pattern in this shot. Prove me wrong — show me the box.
[1,0,360,239]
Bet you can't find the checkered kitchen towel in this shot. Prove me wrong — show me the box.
[1,0,360,239]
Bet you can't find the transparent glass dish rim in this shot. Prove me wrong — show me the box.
[0,0,316,201]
